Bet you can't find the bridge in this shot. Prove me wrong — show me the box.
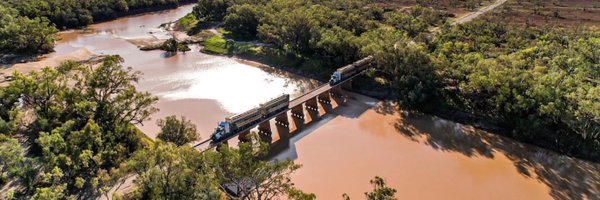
[194,59,371,151]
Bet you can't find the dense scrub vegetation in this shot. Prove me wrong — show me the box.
[432,19,600,158]
[193,0,448,69]
[191,0,600,161]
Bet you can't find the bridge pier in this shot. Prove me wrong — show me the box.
[331,85,344,97]
[305,97,319,112]
[258,121,272,136]
[318,90,334,113]
[275,113,289,128]
[258,122,273,144]
[330,86,347,104]
[275,122,290,141]
[238,130,251,143]
[318,90,332,105]
[342,79,353,90]
[305,97,320,122]
[291,105,305,120]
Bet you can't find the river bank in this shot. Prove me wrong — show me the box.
[0,49,100,86]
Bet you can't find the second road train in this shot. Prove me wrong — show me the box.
[210,56,373,143]
[329,56,373,85]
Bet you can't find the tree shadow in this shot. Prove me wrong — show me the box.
[372,100,399,116]
[393,111,600,200]
[160,51,177,58]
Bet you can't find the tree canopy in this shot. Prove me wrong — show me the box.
[129,134,314,200]
[0,5,58,54]
[156,115,199,146]
[128,141,221,199]
[0,55,158,198]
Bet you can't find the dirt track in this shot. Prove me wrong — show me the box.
[452,0,509,25]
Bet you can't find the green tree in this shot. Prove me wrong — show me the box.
[223,4,261,40]
[343,176,397,200]
[365,177,397,200]
[0,135,26,185]
[161,37,179,52]
[360,28,439,108]
[156,115,199,146]
[31,184,67,200]
[204,135,311,200]
[193,0,233,22]
[0,5,57,54]
[129,141,221,200]
[263,8,316,54]
[3,55,158,197]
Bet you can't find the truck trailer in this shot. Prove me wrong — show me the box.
[329,56,374,85]
[211,94,290,143]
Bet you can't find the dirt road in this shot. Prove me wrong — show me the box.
[452,0,509,25]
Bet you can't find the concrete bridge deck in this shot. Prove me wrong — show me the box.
[290,70,362,107]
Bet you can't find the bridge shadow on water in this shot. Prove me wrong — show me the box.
[267,93,372,161]
[391,111,600,200]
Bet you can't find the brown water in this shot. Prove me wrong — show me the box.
[49,4,319,139]
[274,94,600,200]
[41,5,600,200]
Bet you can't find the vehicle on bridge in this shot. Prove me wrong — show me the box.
[329,56,374,85]
[211,94,290,143]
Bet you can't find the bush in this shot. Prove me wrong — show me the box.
[202,35,229,55]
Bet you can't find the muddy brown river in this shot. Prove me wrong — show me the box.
[33,4,600,199]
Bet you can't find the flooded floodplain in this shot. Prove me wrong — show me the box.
[29,4,600,199]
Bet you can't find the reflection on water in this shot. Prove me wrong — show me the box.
[49,4,319,137]
[271,93,600,200]
[155,56,302,113]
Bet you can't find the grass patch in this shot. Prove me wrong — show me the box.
[176,13,200,32]
[202,35,229,55]
[217,28,233,38]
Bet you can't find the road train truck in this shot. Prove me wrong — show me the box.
[211,94,290,143]
[329,56,374,85]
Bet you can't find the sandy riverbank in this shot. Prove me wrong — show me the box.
[0,48,98,86]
